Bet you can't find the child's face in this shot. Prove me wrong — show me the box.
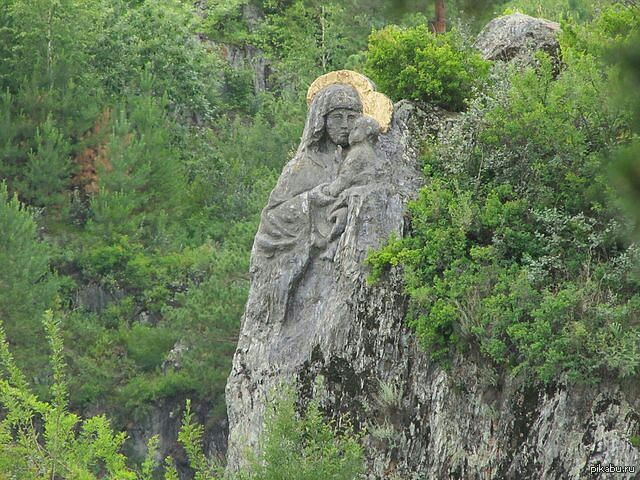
[349,118,378,145]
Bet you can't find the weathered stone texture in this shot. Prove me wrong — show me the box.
[225,18,640,480]
[474,12,560,63]
[225,90,433,472]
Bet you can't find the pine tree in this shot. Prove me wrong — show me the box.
[87,81,186,245]
[17,115,73,211]
[0,182,58,382]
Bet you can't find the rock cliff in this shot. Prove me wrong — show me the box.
[225,15,640,480]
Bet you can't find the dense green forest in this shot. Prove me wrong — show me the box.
[0,0,638,477]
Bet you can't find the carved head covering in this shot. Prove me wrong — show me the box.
[307,70,393,133]
[298,84,363,152]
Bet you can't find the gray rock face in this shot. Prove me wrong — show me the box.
[127,398,228,478]
[474,12,560,62]
[199,2,270,94]
[225,81,432,470]
[225,23,640,479]
[219,42,270,94]
[227,222,640,478]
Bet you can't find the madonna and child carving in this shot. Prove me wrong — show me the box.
[253,71,391,263]
[241,70,394,329]
[226,71,406,471]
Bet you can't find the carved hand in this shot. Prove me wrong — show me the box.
[310,184,336,206]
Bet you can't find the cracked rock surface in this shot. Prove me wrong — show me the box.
[225,97,640,479]
[474,12,560,63]
[225,16,639,479]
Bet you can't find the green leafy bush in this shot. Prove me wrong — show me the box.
[0,311,222,479]
[0,313,363,479]
[365,25,489,110]
[0,312,139,478]
[565,4,640,238]
[562,2,640,55]
[123,324,177,372]
[186,93,304,242]
[368,9,640,384]
[502,0,611,23]
[92,0,223,121]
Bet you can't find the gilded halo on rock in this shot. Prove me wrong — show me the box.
[306,70,393,133]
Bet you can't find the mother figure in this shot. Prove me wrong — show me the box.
[248,83,363,324]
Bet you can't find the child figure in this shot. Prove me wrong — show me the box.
[327,115,381,197]
[320,115,383,260]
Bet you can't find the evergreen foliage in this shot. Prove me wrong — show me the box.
[239,383,364,480]
[256,1,357,91]
[0,0,255,460]
[0,311,138,478]
[503,0,614,22]
[613,32,640,236]
[0,314,361,478]
[92,0,223,121]
[0,0,638,474]
[0,183,58,387]
[85,89,186,244]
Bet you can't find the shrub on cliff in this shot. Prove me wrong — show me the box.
[368,5,640,384]
[0,311,225,478]
[0,311,361,478]
[364,25,489,111]
[240,383,364,480]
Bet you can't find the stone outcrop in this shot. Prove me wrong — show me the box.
[225,76,437,470]
[219,42,270,94]
[127,398,228,477]
[474,12,560,63]
[224,17,640,480]
[197,2,270,94]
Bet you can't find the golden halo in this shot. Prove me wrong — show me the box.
[306,70,393,133]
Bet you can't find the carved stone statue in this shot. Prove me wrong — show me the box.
[327,115,384,196]
[245,74,393,328]
[246,83,364,328]
[226,22,639,478]
[252,83,364,260]
[226,70,414,472]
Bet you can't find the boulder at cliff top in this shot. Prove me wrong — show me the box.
[474,12,560,62]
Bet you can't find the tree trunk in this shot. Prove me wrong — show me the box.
[320,5,328,71]
[433,0,446,34]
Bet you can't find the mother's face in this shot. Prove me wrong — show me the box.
[326,108,360,147]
